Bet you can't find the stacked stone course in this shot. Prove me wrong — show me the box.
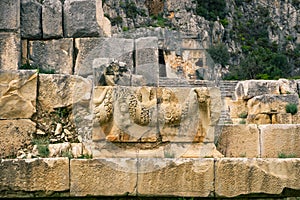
[0,0,300,199]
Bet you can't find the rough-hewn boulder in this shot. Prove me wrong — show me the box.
[0,70,37,119]
[247,94,299,115]
[235,80,280,100]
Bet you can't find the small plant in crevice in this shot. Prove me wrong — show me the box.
[78,154,93,159]
[238,111,248,119]
[164,151,175,158]
[32,137,50,158]
[62,151,73,159]
[239,119,246,124]
[278,152,297,158]
[285,103,298,115]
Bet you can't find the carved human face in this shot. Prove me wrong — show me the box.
[119,102,128,113]
[162,90,171,102]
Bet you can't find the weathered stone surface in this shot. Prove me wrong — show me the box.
[0,119,35,158]
[0,33,20,70]
[75,37,134,77]
[227,99,247,119]
[216,125,260,158]
[278,79,298,94]
[215,158,300,197]
[260,124,300,158]
[135,37,159,86]
[0,0,20,31]
[247,94,299,115]
[247,113,271,124]
[292,112,300,124]
[158,87,221,143]
[28,39,73,74]
[70,159,137,196]
[42,0,63,39]
[164,143,223,158]
[235,80,280,100]
[64,0,106,37]
[93,86,158,142]
[137,158,214,197]
[20,0,42,39]
[272,113,293,124]
[0,70,37,119]
[38,74,92,112]
[0,158,69,194]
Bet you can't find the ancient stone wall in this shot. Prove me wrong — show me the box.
[0,0,300,199]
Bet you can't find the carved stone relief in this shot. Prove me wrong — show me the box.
[92,86,220,145]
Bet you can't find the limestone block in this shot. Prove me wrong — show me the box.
[157,87,221,143]
[0,158,69,195]
[28,39,73,74]
[260,124,300,158]
[135,37,159,86]
[38,74,92,112]
[0,33,20,70]
[0,0,20,31]
[75,38,134,77]
[247,94,299,115]
[0,119,35,158]
[272,113,292,124]
[216,125,260,157]
[42,0,63,39]
[292,112,300,124]
[0,70,37,119]
[227,99,247,119]
[235,80,280,100]
[247,114,271,124]
[137,158,214,197]
[64,0,105,37]
[278,79,298,94]
[70,159,137,196]
[92,86,158,142]
[215,158,300,197]
[20,0,42,39]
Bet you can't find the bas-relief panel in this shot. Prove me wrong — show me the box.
[92,86,214,144]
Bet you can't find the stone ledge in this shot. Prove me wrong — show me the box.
[215,158,300,198]
[0,158,299,198]
[0,158,70,198]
